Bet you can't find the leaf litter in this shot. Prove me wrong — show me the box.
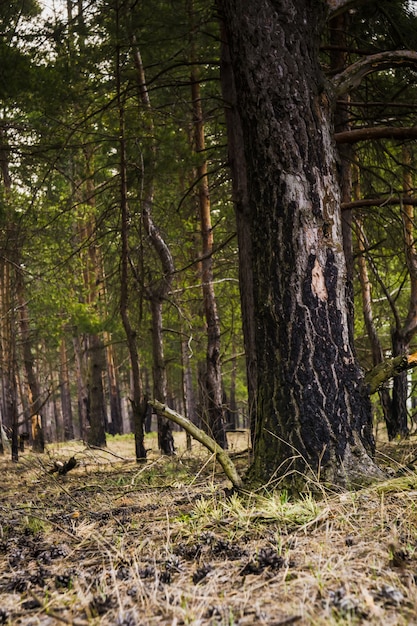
[0,432,417,625]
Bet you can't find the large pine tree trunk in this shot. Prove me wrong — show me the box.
[220,0,382,488]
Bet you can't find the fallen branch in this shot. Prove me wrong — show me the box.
[149,399,243,490]
[364,351,417,395]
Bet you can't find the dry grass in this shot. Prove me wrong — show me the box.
[1,431,417,625]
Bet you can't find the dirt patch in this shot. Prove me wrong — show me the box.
[1,433,417,625]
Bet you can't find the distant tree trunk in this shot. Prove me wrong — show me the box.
[181,336,195,451]
[228,352,238,430]
[0,124,23,460]
[388,146,417,438]
[103,333,123,435]
[117,38,147,461]
[150,298,175,454]
[17,281,45,451]
[59,337,74,440]
[81,146,108,445]
[86,334,107,447]
[190,7,227,449]
[131,38,175,454]
[220,0,382,488]
[73,335,88,441]
[391,331,409,438]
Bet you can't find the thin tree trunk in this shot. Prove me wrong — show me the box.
[355,217,393,436]
[116,29,147,461]
[189,4,227,449]
[388,146,417,438]
[73,335,88,441]
[181,336,195,451]
[104,332,123,435]
[151,299,174,454]
[86,333,106,447]
[0,125,22,460]
[17,281,45,451]
[131,38,175,454]
[229,352,237,430]
[59,337,74,440]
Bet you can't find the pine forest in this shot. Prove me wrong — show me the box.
[2,1,417,624]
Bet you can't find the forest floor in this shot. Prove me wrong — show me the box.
[1,431,417,625]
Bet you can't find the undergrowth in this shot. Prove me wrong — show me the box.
[0,432,417,625]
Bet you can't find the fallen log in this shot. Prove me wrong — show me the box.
[149,399,243,490]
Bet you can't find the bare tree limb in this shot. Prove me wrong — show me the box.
[336,126,417,145]
[149,399,243,490]
[365,351,417,395]
[333,50,417,97]
[342,196,417,211]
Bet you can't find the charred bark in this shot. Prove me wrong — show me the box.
[220,0,382,489]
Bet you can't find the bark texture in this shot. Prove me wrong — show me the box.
[220,0,382,488]
[220,22,258,447]
[190,18,227,449]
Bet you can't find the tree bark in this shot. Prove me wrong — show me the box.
[104,333,123,435]
[189,10,227,449]
[329,12,355,343]
[220,0,382,489]
[18,289,45,452]
[355,216,393,435]
[117,51,147,461]
[86,333,107,447]
[59,338,74,440]
[131,39,175,454]
[220,22,257,448]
